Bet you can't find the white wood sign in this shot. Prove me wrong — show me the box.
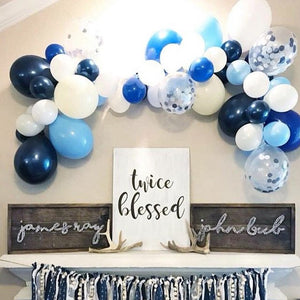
[113,148,190,250]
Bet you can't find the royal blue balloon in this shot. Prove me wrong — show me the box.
[188,57,214,82]
[266,110,300,152]
[221,40,242,63]
[10,55,50,98]
[14,135,57,184]
[29,75,55,99]
[226,60,251,85]
[145,29,182,61]
[196,16,223,49]
[269,76,291,90]
[218,93,254,137]
[263,121,291,147]
[76,59,99,82]
[49,114,93,159]
[246,100,270,124]
[122,77,146,104]
[45,43,65,62]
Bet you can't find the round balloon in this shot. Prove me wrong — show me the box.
[45,43,65,62]
[221,40,242,63]
[188,57,214,82]
[245,143,289,193]
[218,93,254,137]
[49,114,93,159]
[160,44,183,74]
[15,129,44,143]
[108,79,131,114]
[31,99,58,125]
[16,113,45,136]
[138,60,165,86]
[263,121,291,147]
[122,77,147,104]
[29,75,55,99]
[50,54,76,82]
[14,135,57,184]
[147,85,161,108]
[235,123,263,151]
[243,71,270,98]
[94,71,119,98]
[10,55,50,97]
[76,58,99,81]
[54,74,98,119]
[204,47,227,73]
[246,100,270,124]
[269,76,291,89]
[227,0,272,52]
[226,60,251,85]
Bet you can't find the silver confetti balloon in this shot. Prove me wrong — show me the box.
[249,26,297,76]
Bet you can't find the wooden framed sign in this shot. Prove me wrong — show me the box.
[8,204,111,253]
[191,204,295,253]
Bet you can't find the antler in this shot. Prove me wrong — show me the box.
[161,221,210,254]
[89,219,143,253]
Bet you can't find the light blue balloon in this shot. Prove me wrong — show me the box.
[269,76,291,89]
[98,95,107,107]
[196,16,223,49]
[263,121,291,147]
[226,60,251,85]
[49,114,93,159]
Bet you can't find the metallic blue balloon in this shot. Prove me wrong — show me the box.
[188,57,214,82]
[218,93,254,137]
[246,100,270,124]
[76,59,99,82]
[45,43,65,62]
[14,135,57,184]
[221,40,242,63]
[29,75,55,99]
[122,77,146,104]
[266,110,300,151]
[10,55,50,98]
[145,29,182,61]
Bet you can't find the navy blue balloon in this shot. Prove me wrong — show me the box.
[15,130,44,143]
[145,29,182,61]
[246,100,270,124]
[14,135,57,184]
[10,55,50,98]
[215,66,228,84]
[218,93,254,137]
[266,110,300,152]
[221,40,242,63]
[76,59,99,81]
[45,43,65,62]
[188,57,214,82]
[29,76,55,99]
[122,77,146,104]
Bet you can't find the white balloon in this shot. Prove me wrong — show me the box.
[108,79,130,114]
[264,84,298,112]
[26,105,33,114]
[243,71,270,98]
[235,123,263,151]
[138,60,165,86]
[94,72,119,97]
[50,54,77,81]
[16,114,45,136]
[227,0,272,52]
[54,75,98,119]
[147,85,161,108]
[31,100,58,125]
[180,32,205,70]
[204,47,227,72]
[192,75,225,115]
[160,44,182,74]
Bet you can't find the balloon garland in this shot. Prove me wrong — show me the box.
[11,0,299,194]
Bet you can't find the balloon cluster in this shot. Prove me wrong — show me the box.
[10,0,299,193]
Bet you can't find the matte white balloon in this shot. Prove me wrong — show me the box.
[138,60,165,86]
[160,44,182,74]
[192,75,225,115]
[147,85,161,108]
[243,71,270,98]
[108,79,130,114]
[54,75,98,119]
[235,123,263,151]
[204,47,227,72]
[227,0,272,52]
[264,84,298,112]
[50,54,77,81]
[94,72,119,97]
[32,100,58,125]
[16,113,45,136]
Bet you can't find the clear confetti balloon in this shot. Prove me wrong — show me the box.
[158,72,195,114]
[245,143,289,193]
[249,27,297,76]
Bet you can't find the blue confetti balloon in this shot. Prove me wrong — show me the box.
[45,43,65,62]
[269,76,291,89]
[226,60,251,85]
[29,75,55,99]
[188,57,214,82]
[245,143,289,193]
[122,77,146,104]
[221,40,242,62]
[263,121,291,147]
[76,59,99,81]
[145,29,182,61]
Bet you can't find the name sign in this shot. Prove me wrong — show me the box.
[8,204,111,253]
[191,204,295,253]
[113,148,190,250]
